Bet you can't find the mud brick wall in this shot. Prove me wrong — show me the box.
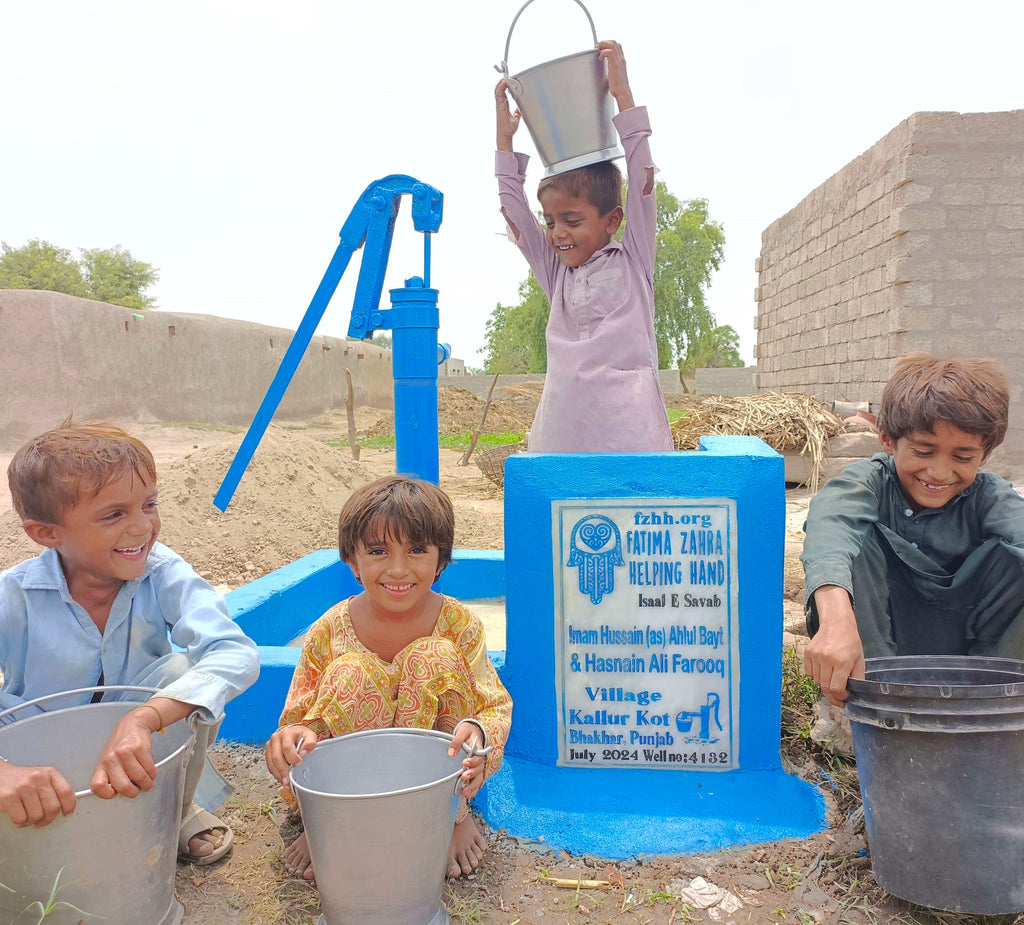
[0,290,395,445]
[755,110,1024,469]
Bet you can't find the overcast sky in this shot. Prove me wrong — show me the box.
[3,0,1020,368]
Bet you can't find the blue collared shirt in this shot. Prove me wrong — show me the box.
[0,543,259,723]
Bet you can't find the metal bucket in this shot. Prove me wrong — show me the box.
[846,656,1024,914]
[0,688,195,925]
[496,0,623,177]
[290,727,464,925]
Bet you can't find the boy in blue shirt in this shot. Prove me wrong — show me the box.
[802,353,1024,705]
[0,419,259,864]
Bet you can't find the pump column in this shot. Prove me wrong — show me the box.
[386,276,440,484]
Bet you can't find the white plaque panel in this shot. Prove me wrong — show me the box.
[552,498,740,769]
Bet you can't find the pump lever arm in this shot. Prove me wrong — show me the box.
[213,175,443,512]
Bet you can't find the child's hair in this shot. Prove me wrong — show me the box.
[876,352,1010,454]
[7,417,157,524]
[338,476,455,573]
[537,160,623,215]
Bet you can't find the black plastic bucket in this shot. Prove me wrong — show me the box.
[846,656,1024,914]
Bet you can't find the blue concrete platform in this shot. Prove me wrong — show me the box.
[479,441,829,855]
[476,757,825,858]
[220,438,829,859]
[220,547,505,744]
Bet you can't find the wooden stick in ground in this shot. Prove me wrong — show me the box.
[344,367,360,461]
[459,372,500,466]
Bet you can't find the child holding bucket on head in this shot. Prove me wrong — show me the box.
[264,475,512,881]
[494,40,673,453]
[0,418,259,864]
[802,353,1024,705]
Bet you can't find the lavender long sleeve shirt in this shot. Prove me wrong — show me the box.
[496,106,673,453]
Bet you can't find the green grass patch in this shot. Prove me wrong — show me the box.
[439,431,524,450]
[337,434,393,449]
[328,431,525,452]
[667,408,688,425]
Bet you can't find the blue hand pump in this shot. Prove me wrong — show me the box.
[213,175,444,512]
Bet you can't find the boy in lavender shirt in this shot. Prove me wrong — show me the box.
[495,40,673,453]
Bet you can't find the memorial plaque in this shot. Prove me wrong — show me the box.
[553,498,740,769]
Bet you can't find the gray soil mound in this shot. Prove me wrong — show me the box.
[363,386,532,438]
[157,426,373,586]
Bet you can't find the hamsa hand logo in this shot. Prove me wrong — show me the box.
[567,514,623,605]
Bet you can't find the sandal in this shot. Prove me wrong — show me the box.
[177,803,234,866]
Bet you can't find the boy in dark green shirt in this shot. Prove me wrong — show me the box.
[802,353,1024,705]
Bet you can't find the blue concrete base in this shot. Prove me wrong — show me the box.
[475,756,827,859]
[220,548,508,744]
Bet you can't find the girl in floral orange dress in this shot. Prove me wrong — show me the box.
[265,476,513,881]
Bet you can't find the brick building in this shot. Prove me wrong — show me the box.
[755,110,1024,470]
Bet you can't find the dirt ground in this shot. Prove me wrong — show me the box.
[1,390,1015,925]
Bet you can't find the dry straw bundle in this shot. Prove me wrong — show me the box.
[671,392,846,487]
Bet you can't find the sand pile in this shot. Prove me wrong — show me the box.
[0,422,506,588]
[0,509,36,572]
[363,386,531,438]
[156,426,374,586]
[492,380,544,419]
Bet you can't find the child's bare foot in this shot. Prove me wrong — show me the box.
[447,815,486,878]
[284,831,315,881]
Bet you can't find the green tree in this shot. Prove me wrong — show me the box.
[680,324,744,376]
[482,181,725,372]
[80,245,159,310]
[482,273,549,374]
[0,239,87,297]
[653,186,725,370]
[0,239,158,310]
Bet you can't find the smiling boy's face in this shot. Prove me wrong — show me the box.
[26,470,161,593]
[538,187,623,269]
[880,420,989,513]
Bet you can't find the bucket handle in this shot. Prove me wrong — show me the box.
[453,719,493,758]
[0,685,204,798]
[451,719,493,796]
[0,684,163,724]
[494,0,599,80]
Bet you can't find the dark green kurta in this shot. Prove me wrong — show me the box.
[801,454,1024,657]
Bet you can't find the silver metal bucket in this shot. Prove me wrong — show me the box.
[0,687,196,925]
[496,0,623,177]
[290,727,464,925]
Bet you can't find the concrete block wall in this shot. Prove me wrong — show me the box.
[756,110,1024,467]
[0,290,394,444]
[755,119,909,400]
[695,366,758,397]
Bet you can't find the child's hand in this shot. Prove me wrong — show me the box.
[0,759,76,827]
[448,721,488,798]
[495,79,522,152]
[803,585,866,705]
[265,724,316,789]
[91,707,160,799]
[597,40,634,112]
